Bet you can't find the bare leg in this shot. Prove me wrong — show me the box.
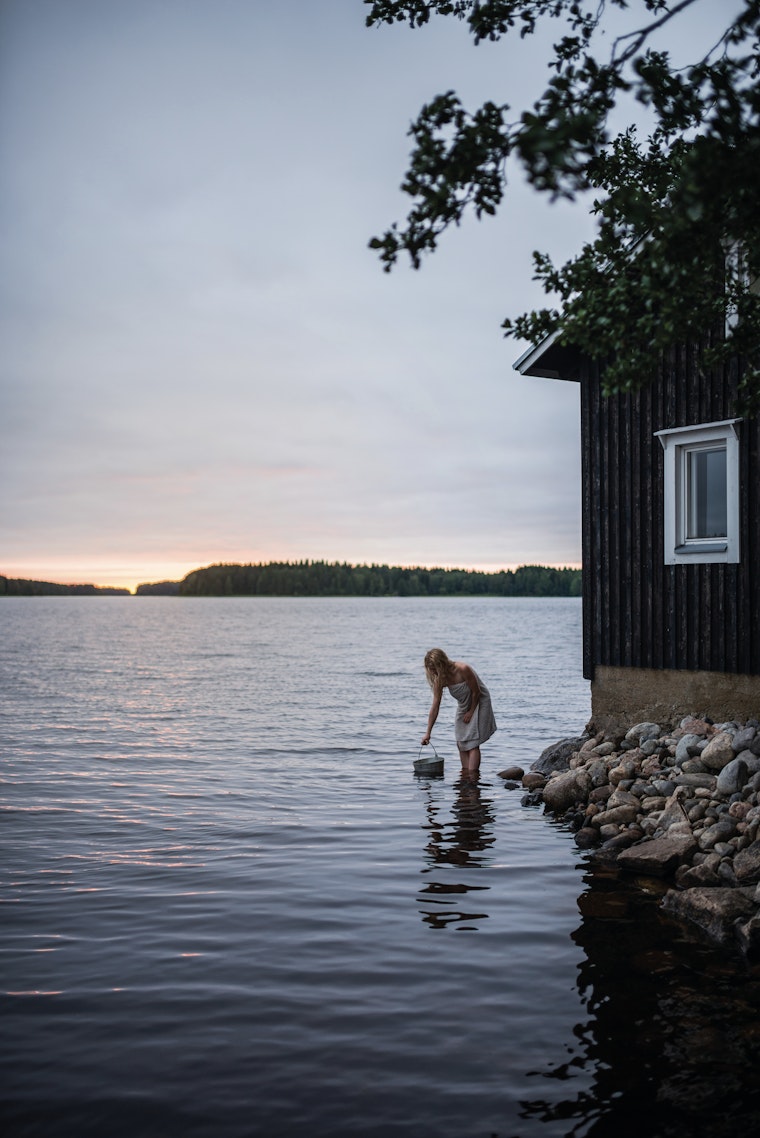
[458,746,481,773]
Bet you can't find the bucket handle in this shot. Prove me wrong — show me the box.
[417,741,441,761]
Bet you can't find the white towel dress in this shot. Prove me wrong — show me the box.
[447,670,497,750]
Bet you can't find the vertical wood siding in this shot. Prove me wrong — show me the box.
[580,344,759,680]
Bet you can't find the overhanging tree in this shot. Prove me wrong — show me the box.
[366,0,760,411]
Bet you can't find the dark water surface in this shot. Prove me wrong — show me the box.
[2,598,759,1137]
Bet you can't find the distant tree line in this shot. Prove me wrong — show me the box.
[0,576,130,596]
[134,580,181,596]
[178,561,582,597]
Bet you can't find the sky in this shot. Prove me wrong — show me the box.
[0,0,734,591]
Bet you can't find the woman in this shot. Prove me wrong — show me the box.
[420,648,497,773]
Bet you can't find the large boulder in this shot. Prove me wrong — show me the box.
[616,832,697,877]
[542,768,592,814]
[531,735,590,776]
[662,887,757,944]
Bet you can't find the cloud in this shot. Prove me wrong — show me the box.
[1,0,591,588]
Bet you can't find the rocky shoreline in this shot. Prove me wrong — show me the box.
[499,716,760,956]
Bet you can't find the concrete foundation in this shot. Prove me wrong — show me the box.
[590,666,760,733]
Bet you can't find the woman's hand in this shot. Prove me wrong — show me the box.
[421,734,431,746]
[463,711,473,723]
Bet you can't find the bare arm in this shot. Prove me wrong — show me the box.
[421,686,443,745]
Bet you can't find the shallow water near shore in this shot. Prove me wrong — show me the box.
[2,596,760,1138]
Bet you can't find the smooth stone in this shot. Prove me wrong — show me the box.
[700,732,736,772]
[698,817,737,850]
[651,779,676,796]
[716,757,749,797]
[732,726,758,754]
[542,768,592,814]
[625,722,661,744]
[498,766,525,780]
[675,733,704,765]
[591,741,616,756]
[592,803,639,828]
[521,772,546,791]
[672,773,716,790]
[736,750,760,774]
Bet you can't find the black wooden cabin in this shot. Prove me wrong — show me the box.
[515,331,760,728]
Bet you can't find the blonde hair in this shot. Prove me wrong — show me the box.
[424,648,454,691]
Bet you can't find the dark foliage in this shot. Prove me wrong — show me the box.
[366,0,760,413]
[178,560,581,597]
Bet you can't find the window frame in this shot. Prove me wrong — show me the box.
[654,419,741,565]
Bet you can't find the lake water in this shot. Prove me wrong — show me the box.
[2,597,760,1138]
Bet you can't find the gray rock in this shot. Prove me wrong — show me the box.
[716,757,750,797]
[734,839,760,884]
[625,721,661,745]
[698,817,737,850]
[662,886,756,944]
[531,735,590,775]
[676,862,721,888]
[700,732,736,771]
[736,749,760,775]
[672,772,717,790]
[681,758,708,774]
[591,741,616,757]
[732,725,758,754]
[542,768,592,814]
[592,803,639,828]
[617,832,697,876]
[521,791,543,807]
[675,733,704,766]
[651,779,676,796]
[586,760,610,788]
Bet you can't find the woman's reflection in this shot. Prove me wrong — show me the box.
[417,773,496,930]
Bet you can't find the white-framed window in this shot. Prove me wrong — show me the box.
[654,419,741,565]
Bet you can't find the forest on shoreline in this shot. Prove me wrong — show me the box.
[0,576,130,596]
[175,561,582,597]
[2,561,582,598]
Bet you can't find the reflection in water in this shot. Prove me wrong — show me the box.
[417,775,495,930]
[518,863,760,1137]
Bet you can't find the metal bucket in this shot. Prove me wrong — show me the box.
[413,744,444,777]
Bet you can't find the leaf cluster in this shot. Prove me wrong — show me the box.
[366,0,760,411]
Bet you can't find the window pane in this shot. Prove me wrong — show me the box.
[687,447,727,538]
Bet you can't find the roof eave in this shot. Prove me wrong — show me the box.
[512,329,581,382]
